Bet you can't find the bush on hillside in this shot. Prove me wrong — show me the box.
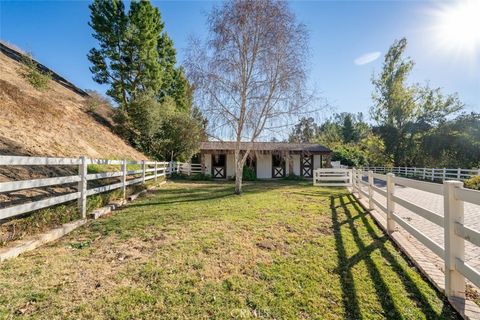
[20,53,52,91]
[464,176,480,190]
[84,90,112,114]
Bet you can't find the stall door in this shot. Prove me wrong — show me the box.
[272,154,285,178]
[301,155,313,178]
[211,154,226,178]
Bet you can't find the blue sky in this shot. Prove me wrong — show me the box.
[1,0,479,120]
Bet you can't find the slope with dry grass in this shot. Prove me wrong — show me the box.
[0,50,144,160]
[0,46,148,243]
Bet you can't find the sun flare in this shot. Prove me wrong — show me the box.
[428,0,480,60]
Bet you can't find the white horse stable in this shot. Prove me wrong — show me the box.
[197,141,332,179]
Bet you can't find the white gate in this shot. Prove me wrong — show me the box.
[313,168,352,187]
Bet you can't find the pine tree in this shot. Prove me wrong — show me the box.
[88,0,203,159]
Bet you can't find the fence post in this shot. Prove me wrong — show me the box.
[431,169,435,181]
[457,168,461,180]
[188,163,191,176]
[142,160,146,184]
[357,170,362,199]
[368,170,374,210]
[122,159,127,199]
[443,168,446,181]
[386,173,396,234]
[154,161,158,181]
[423,168,426,180]
[78,156,87,219]
[444,180,465,299]
[352,168,357,194]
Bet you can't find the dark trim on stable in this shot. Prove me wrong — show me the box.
[301,154,313,178]
[271,154,286,178]
[211,154,226,179]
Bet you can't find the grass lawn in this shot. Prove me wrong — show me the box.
[0,181,459,319]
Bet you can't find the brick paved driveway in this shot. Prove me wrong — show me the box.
[359,177,480,273]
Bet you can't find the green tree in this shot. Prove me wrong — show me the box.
[154,98,206,161]
[371,38,463,166]
[341,114,355,143]
[420,112,480,168]
[288,117,319,143]
[88,0,203,160]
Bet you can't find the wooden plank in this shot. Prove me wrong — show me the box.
[87,159,123,165]
[392,194,444,227]
[455,223,480,247]
[0,192,80,220]
[372,173,387,180]
[392,212,445,258]
[0,219,87,261]
[372,197,387,214]
[86,171,123,181]
[316,178,350,182]
[86,182,123,196]
[0,175,80,193]
[394,176,443,195]
[0,156,80,166]
[127,170,143,175]
[372,185,387,197]
[455,188,480,206]
[456,259,480,289]
[125,177,143,186]
[359,188,369,197]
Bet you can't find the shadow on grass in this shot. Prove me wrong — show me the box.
[130,181,334,207]
[331,193,459,319]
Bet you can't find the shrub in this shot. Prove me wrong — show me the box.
[20,53,52,91]
[464,176,480,190]
[242,166,257,181]
[83,90,112,113]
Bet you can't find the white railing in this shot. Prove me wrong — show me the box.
[362,166,479,182]
[313,168,352,187]
[175,162,204,176]
[352,168,480,307]
[0,156,170,221]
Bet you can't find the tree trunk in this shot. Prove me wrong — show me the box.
[234,163,243,195]
[234,148,243,194]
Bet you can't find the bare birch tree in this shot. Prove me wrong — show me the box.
[186,0,312,194]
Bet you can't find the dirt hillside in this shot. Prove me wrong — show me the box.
[0,49,145,160]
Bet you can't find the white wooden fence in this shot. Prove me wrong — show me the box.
[351,168,480,306]
[362,166,479,182]
[313,168,352,187]
[175,163,203,176]
[0,156,170,221]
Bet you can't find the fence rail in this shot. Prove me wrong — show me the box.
[313,168,352,187]
[351,168,480,309]
[0,156,170,221]
[176,162,204,175]
[362,166,479,182]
